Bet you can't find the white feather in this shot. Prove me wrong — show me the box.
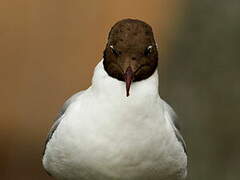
[43,60,187,180]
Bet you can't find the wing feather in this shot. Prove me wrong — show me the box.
[162,100,187,154]
[42,91,84,155]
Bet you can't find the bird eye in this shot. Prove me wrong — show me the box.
[110,45,121,56]
[144,45,153,56]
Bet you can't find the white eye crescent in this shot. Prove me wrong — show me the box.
[144,45,153,56]
[147,45,153,50]
[110,45,121,56]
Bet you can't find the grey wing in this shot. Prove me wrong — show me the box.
[42,91,84,155]
[56,91,84,120]
[42,115,63,156]
[163,101,187,154]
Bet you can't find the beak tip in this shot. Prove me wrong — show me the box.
[124,66,133,97]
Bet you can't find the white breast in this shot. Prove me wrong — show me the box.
[43,61,187,180]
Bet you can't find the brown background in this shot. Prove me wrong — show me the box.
[0,0,239,180]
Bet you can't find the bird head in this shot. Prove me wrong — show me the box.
[103,19,158,97]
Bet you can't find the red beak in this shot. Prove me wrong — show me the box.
[124,66,134,97]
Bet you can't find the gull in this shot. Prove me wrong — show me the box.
[42,19,187,180]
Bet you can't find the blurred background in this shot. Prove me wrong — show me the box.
[0,0,239,179]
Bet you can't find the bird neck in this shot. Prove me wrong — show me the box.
[91,60,160,103]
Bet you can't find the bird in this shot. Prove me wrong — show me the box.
[42,19,187,180]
